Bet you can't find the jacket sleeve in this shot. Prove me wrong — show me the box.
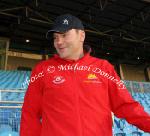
[20,64,44,136]
[107,63,150,133]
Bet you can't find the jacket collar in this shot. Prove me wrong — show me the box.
[53,52,91,64]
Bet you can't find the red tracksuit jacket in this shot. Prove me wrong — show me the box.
[20,53,150,136]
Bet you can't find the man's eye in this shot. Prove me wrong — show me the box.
[53,36,57,40]
[62,34,66,37]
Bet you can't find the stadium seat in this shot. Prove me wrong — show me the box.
[114,132,126,136]
[142,133,150,136]
[0,131,19,136]
[113,127,125,136]
[131,131,143,136]
[0,124,12,134]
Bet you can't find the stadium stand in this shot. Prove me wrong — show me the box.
[113,81,150,136]
[0,70,31,89]
[0,70,150,135]
[0,70,29,135]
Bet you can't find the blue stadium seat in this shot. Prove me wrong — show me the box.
[0,131,19,136]
[0,70,31,89]
[0,124,12,134]
[113,127,125,135]
[114,132,126,136]
[131,131,143,136]
[142,133,150,136]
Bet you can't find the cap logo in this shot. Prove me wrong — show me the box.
[63,19,69,25]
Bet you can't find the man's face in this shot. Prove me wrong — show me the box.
[53,29,85,60]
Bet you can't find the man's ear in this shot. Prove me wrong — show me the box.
[80,30,85,42]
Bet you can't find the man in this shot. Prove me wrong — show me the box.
[20,14,150,136]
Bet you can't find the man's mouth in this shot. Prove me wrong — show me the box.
[58,47,67,52]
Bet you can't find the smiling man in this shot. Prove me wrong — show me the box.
[20,14,150,136]
[53,29,85,60]
[49,14,85,60]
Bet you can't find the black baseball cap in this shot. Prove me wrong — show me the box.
[46,14,84,39]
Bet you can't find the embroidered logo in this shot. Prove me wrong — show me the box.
[84,73,101,83]
[87,74,98,80]
[63,19,69,25]
[52,76,65,84]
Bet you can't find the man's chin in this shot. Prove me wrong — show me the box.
[59,54,68,59]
